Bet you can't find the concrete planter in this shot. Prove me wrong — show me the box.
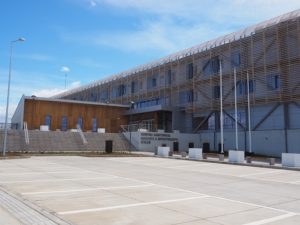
[229,150,245,163]
[97,128,105,133]
[282,153,300,167]
[188,148,203,160]
[40,125,49,131]
[219,154,224,161]
[157,147,170,157]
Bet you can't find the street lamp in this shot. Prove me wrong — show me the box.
[3,37,25,157]
[129,101,135,153]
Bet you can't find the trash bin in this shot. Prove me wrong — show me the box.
[105,140,113,153]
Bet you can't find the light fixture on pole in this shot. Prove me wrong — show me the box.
[219,60,224,154]
[247,71,252,153]
[3,37,25,157]
[234,67,239,150]
[129,101,135,153]
[61,66,70,90]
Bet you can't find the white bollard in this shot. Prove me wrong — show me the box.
[189,148,203,160]
[229,150,245,163]
[282,153,300,167]
[157,147,170,157]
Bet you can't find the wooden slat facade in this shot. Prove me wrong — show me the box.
[23,99,128,132]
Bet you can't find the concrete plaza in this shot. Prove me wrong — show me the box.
[0,156,300,225]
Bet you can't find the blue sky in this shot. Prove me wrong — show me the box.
[1,0,300,121]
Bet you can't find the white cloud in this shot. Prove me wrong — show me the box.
[66,1,300,54]
[60,66,70,73]
[89,0,97,7]
[15,53,54,62]
[0,104,18,123]
[32,81,81,98]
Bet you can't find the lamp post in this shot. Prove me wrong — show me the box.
[3,38,25,157]
[129,101,135,153]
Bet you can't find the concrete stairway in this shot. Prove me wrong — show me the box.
[0,130,131,152]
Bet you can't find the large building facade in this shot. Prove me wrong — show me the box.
[15,10,300,156]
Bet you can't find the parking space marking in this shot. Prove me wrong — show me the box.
[106,158,300,185]
[22,184,155,195]
[166,163,215,169]
[0,176,117,184]
[242,212,297,225]
[238,170,282,178]
[58,196,209,215]
[0,171,94,176]
[91,168,300,216]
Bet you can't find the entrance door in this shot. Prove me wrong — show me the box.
[203,142,210,153]
[173,142,179,152]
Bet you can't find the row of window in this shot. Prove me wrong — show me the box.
[45,116,98,132]
[213,74,280,99]
[133,98,163,109]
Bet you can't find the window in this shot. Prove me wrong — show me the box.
[92,118,97,132]
[152,78,157,87]
[211,56,220,74]
[100,89,108,102]
[202,56,220,75]
[231,51,241,67]
[77,117,83,129]
[187,63,194,79]
[147,74,158,89]
[90,92,97,102]
[187,90,194,103]
[213,86,220,99]
[208,113,215,130]
[268,74,280,90]
[61,116,68,131]
[237,80,255,95]
[45,115,51,129]
[117,84,126,97]
[131,81,136,94]
[165,69,172,86]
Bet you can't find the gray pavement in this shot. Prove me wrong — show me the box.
[0,156,300,225]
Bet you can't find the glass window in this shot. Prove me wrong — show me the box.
[92,118,97,132]
[213,86,220,99]
[231,51,241,67]
[45,115,51,129]
[61,116,68,131]
[187,63,193,79]
[165,69,172,86]
[267,74,280,90]
[77,117,83,129]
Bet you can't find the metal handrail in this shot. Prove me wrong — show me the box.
[24,122,29,144]
[77,124,88,145]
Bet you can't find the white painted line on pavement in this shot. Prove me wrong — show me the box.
[58,196,209,215]
[242,213,297,225]
[238,170,282,177]
[22,184,155,195]
[0,176,117,184]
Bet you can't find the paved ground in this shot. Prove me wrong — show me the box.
[0,156,300,225]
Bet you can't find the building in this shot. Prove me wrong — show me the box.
[12,96,128,133]
[13,10,300,156]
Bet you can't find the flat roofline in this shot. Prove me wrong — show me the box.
[53,9,300,99]
[24,96,129,108]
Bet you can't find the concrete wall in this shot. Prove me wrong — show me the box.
[199,129,300,157]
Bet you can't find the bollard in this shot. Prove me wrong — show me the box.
[168,150,173,157]
[269,158,275,166]
[181,152,187,158]
[203,153,207,159]
[246,156,252,164]
[219,154,224,161]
